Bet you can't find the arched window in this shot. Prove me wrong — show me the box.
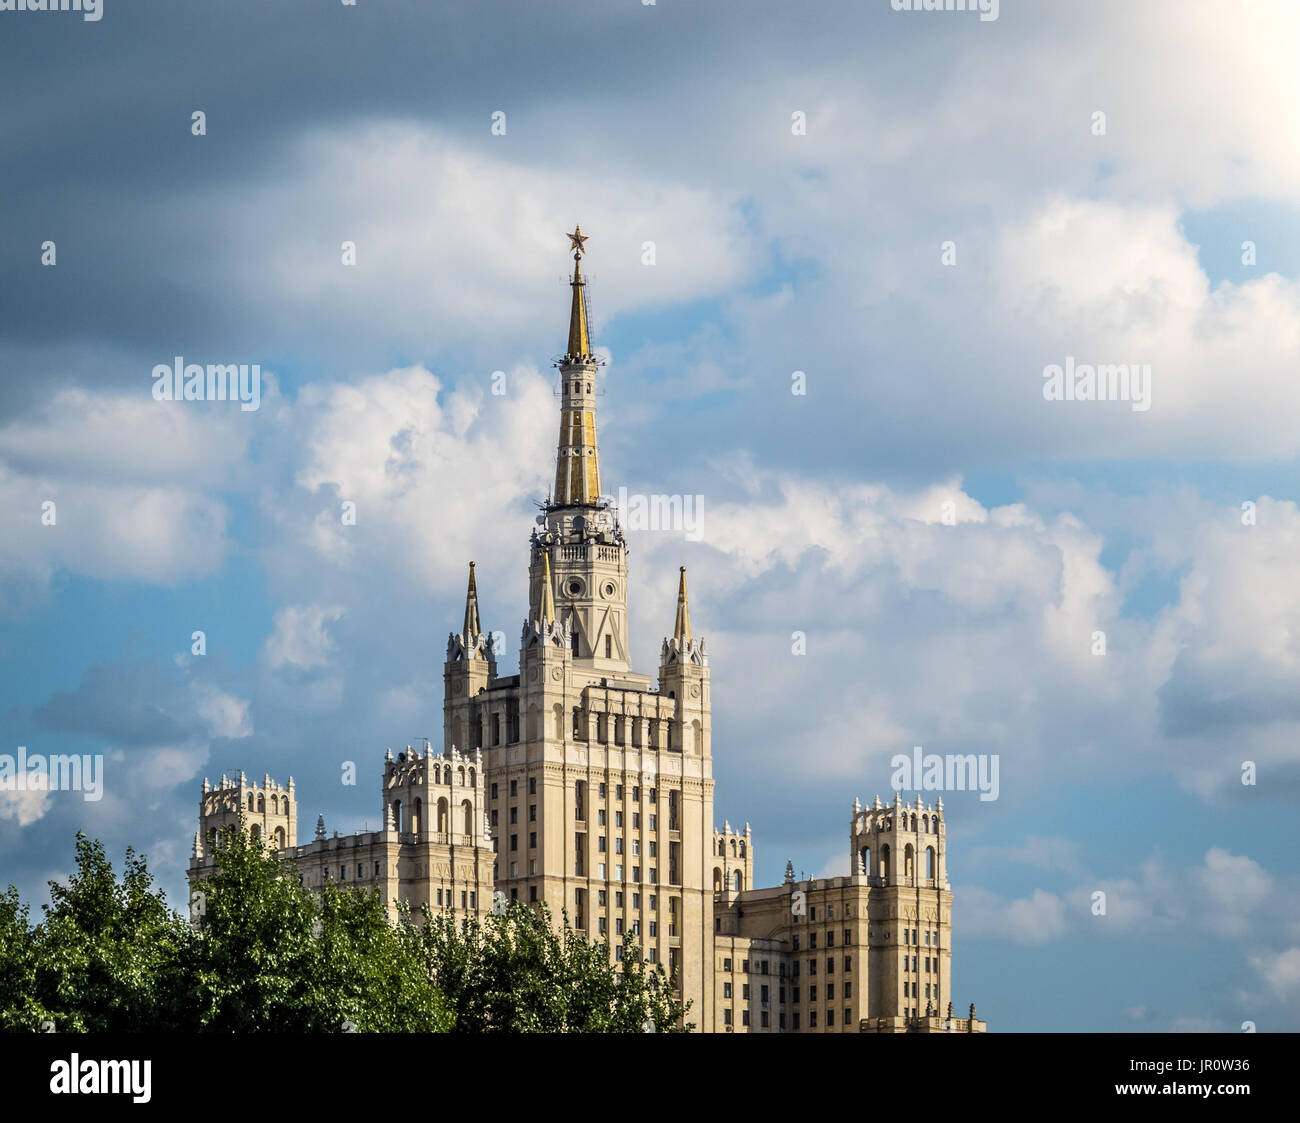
[457,766,466,787]
[861,846,871,876]
[739,841,746,858]
[880,844,891,881]
[247,793,255,811]
[733,870,742,891]
[257,794,265,813]
[910,814,917,832]
[274,826,286,849]
[437,798,449,833]
[469,768,476,788]
[392,800,402,832]
[250,823,261,839]
[412,798,423,838]
[730,839,737,856]
[713,868,723,891]
[926,847,936,879]
[462,800,473,836]
[905,843,915,877]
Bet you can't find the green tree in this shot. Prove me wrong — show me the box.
[0,832,189,1032]
[180,824,450,1032]
[412,900,692,1032]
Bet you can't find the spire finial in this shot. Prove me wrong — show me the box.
[463,561,481,641]
[539,548,556,628]
[674,566,691,645]
[565,226,591,359]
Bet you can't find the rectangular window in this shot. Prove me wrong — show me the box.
[598,863,606,879]
[529,859,537,875]
[723,1009,732,1026]
[510,780,517,797]
[633,812,640,829]
[742,1010,750,1026]
[510,807,518,824]
[491,783,498,799]
[599,917,607,934]
[605,635,612,657]
[599,809,607,826]
[742,983,750,1000]
[575,780,585,820]
[844,929,851,945]
[615,838,624,854]
[827,931,835,947]
[793,1013,800,1030]
[724,982,732,998]
[616,784,624,800]
[616,811,624,827]
[810,933,817,949]
[510,834,517,851]
[599,783,607,798]
[529,885,537,903]
[461,891,467,908]
[490,809,499,826]
[529,804,536,821]
[598,890,607,906]
[844,981,851,998]
[649,921,657,937]
[649,814,657,831]
[598,836,607,853]
[827,1009,834,1027]
[827,957,834,974]
[809,1011,817,1028]
[529,832,536,848]
[810,985,817,1001]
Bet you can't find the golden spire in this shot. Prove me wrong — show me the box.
[539,548,556,628]
[674,566,691,645]
[566,225,591,360]
[463,561,481,640]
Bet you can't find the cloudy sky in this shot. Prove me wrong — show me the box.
[3,0,1300,1032]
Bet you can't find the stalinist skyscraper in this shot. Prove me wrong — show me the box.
[190,228,987,1034]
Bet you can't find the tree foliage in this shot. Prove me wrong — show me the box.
[410,900,692,1032]
[1,829,693,1033]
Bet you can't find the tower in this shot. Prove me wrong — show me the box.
[465,227,716,1027]
[851,792,952,1022]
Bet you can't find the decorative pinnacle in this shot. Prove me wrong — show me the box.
[463,561,481,641]
[674,566,691,645]
[539,548,556,628]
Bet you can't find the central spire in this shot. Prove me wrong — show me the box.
[552,225,603,508]
[566,225,591,360]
